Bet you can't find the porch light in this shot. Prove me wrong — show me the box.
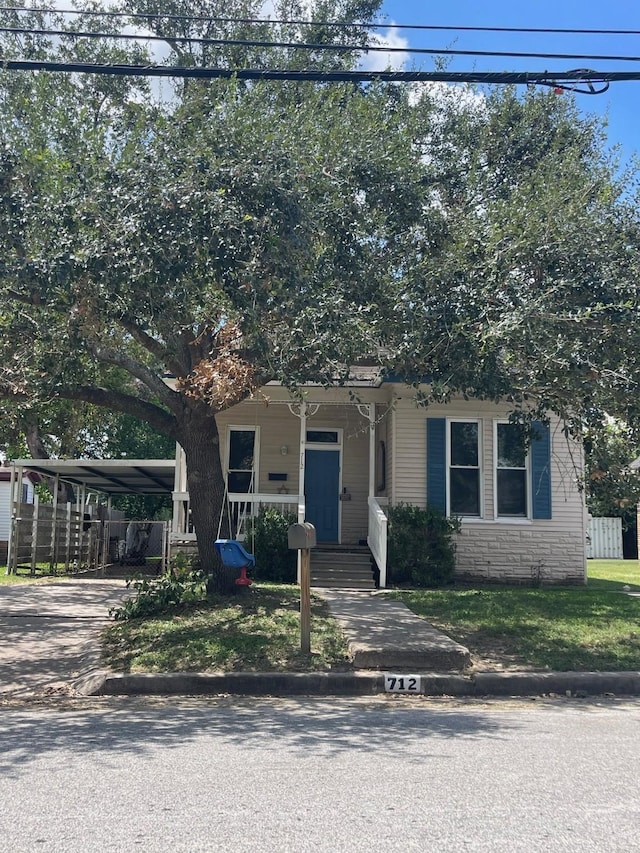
[280,445,288,455]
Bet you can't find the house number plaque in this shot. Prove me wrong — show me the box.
[384,674,422,694]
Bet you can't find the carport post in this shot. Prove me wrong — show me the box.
[50,473,60,570]
[30,494,39,576]
[76,484,85,569]
[7,463,21,574]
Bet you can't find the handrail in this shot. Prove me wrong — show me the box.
[227,492,305,540]
[367,496,388,588]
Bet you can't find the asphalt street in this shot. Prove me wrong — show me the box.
[0,696,638,852]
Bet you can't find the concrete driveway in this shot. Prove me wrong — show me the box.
[0,579,130,696]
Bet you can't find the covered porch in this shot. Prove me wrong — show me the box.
[171,391,390,587]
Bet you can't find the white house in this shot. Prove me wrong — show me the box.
[171,376,587,587]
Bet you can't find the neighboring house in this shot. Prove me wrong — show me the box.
[171,376,587,587]
[0,469,36,564]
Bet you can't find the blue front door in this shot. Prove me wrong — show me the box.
[305,449,340,542]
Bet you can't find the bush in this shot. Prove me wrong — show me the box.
[248,507,297,583]
[387,503,460,587]
[111,554,207,620]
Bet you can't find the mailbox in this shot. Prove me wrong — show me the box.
[288,522,317,550]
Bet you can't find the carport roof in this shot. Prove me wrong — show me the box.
[10,459,175,496]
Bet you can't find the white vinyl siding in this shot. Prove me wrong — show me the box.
[390,391,586,583]
[215,401,370,544]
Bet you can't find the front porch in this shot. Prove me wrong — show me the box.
[171,395,390,587]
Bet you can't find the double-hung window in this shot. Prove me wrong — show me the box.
[427,416,550,520]
[449,421,481,516]
[495,422,528,517]
[227,427,258,494]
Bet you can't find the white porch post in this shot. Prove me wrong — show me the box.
[297,402,307,584]
[172,444,188,536]
[368,403,376,499]
[298,400,307,522]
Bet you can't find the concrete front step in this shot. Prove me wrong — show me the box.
[312,557,372,569]
[312,576,375,590]
[311,547,376,590]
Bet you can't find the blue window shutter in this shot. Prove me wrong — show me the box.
[427,418,447,512]
[531,421,551,519]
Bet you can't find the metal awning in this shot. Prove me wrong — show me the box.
[10,459,175,496]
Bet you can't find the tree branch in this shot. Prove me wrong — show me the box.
[118,315,188,377]
[60,386,178,439]
[85,340,181,412]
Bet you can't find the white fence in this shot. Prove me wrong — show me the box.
[586,516,623,560]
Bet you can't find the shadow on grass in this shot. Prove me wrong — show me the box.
[103,586,349,673]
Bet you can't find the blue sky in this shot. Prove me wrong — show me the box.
[376,1,640,168]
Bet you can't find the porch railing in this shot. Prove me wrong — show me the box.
[228,493,305,541]
[368,496,389,588]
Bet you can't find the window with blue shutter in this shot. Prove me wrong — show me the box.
[530,421,552,519]
[426,418,447,513]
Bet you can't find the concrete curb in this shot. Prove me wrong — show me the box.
[74,669,640,698]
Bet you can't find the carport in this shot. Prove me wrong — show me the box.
[7,459,175,575]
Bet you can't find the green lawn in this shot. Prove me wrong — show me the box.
[7,557,640,673]
[396,559,640,672]
[586,559,640,591]
[102,583,350,674]
[0,565,51,584]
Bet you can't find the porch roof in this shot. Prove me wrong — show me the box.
[10,459,175,496]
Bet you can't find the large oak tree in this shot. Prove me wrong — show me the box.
[1,1,639,587]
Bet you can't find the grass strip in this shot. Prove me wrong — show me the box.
[102,583,351,673]
[396,565,640,672]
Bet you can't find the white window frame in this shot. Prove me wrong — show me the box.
[305,427,343,449]
[493,420,530,520]
[447,418,483,519]
[226,425,260,494]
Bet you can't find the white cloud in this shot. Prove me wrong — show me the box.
[359,25,410,73]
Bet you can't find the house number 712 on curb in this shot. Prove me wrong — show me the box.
[384,674,422,693]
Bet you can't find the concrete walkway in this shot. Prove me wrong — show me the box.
[318,589,471,671]
[0,580,129,696]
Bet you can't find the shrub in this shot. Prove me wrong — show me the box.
[387,503,460,587]
[248,507,297,583]
[111,554,207,620]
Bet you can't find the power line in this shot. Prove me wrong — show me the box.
[0,59,627,88]
[2,7,640,37]
[2,24,640,65]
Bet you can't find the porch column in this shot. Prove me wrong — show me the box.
[298,400,307,522]
[368,403,376,498]
[357,403,377,498]
[298,402,307,584]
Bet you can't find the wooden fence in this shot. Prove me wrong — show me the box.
[8,497,99,574]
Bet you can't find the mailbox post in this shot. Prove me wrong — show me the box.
[288,522,316,654]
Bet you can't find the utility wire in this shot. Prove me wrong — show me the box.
[2,24,640,64]
[2,7,640,36]
[0,59,627,86]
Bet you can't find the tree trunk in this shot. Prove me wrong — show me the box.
[24,417,75,503]
[177,402,236,594]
